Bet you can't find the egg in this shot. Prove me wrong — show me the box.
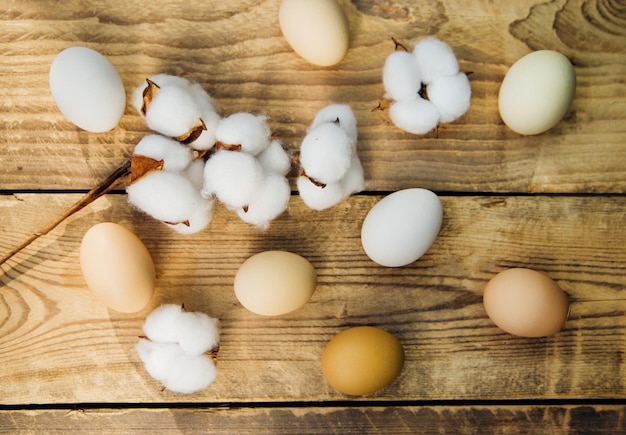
[321,326,404,396]
[80,222,155,313]
[483,268,570,337]
[234,251,317,316]
[49,46,126,132]
[279,0,349,67]
[361,188,443,267]
[498,50,576,135]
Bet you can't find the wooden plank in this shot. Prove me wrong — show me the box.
[0,194,624,404]
[0,405,624,434]
[0,0,624,193]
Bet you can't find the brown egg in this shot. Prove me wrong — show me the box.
[80,222,155,313]
[321,326,405,396]
[483,268,569,337]
[234,251,317,316]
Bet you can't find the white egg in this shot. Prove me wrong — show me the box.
[49,46,126,132]
[361,188,443,267]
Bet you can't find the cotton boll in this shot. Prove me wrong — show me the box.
[341,155,365,196]
[184,159,206,191]
[189,109,221,151]
[300,123,353,185]
[136,339,186,384]
[133,134,194,172]
[176,311,220,356]
[215,112,271,155]
[127,170,206,224]
[165,197,213,235]
[383,50,422,102]
[188,82,218,113]
[427,72,471,123]
[257,139,291,176]
[145,85,202,138]
[310,104,358,147]
[297,176,345,211]
[412,37,459,84]
[237,174,290,229]
[143,304,183,343]
[201,150,264,208]
[388,98,440,135]
[162,353,217,394]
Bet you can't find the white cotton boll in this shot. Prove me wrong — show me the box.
[297,176,345,211]
[201,150,264,208]
[136,339,186,384]
[300,123,353,185]
[162,353,217,394]
[165,197,213,235]
[341,155,365,196]
[388,98,440,135]
[237,174,290,229]
[426,72,471,123]
[184,159,206,191]
[127,171,206,224]
[310,104,358,147]
[188,82,218,113]
[145,85,202,138]
[176,311,220,356]
[133,134,194,173]
[383,50,422,102]
[412,37,459,84]
[256,139,291,176]
[142,304,184,343]
[215,112,271,155]
[189,109,221,151]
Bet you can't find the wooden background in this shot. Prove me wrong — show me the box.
[0,0,625,433]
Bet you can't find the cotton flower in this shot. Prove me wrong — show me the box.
[133,134,194,173]
[412,36,459,84]
[257,139,291,176]
[237,173,291,229]
[388,98,440,135]
[214,112,271,155]
[299,122,353,185]
[136,304,220,394]
[426,72,471,123]
[383,50,422,101]
[310,103,358,147]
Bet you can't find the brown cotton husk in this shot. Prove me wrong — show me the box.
[140,78,160,115]
[130,154,164,184]
[175,118,207,145]
[215,141,242,152]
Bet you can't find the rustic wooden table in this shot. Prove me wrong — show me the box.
[1,0,625,433]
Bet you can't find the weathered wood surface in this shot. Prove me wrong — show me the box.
[0,0,625,193]
[0,194,624,404]
[0,405,624,435]
[1,0,625,433]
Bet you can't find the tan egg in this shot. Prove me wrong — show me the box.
[234,250,317,316]
[279,0,349,67]
[80,222,155,313]
[483,268,569,337]
[321,326,405,396]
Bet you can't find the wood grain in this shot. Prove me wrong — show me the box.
[0,0,624,193]
[0,194,624,404]
[0,405,624,434]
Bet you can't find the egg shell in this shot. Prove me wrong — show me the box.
[321,326,405,396]
[498,50,576,135]
[361,188,443,267]
[49,46,126,132]
[483,268,570,337]
[80,222,155,313]
[279,0,349,67]
[234,251,317,316]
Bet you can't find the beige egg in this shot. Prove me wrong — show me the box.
[321,326,405,396]
[483,268,569,337]
[234,251,317,316]
[279,0,349,67]
[498,50,576,135]
[80,222,155,313]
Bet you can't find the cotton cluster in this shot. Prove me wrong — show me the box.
[136,304,220,394]
[297,104,365,210]
[128,74,292,231]
[383,37,471,134]
[201,112,291,229]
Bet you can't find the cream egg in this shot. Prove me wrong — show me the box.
[80,222,155,313]
[483,268,569,337]
[279,0,349,67]
[321,326,405,396]
[498,50,576,135]
[234,251,317,316]
[49,46,126,132]
[361,188,443,267]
